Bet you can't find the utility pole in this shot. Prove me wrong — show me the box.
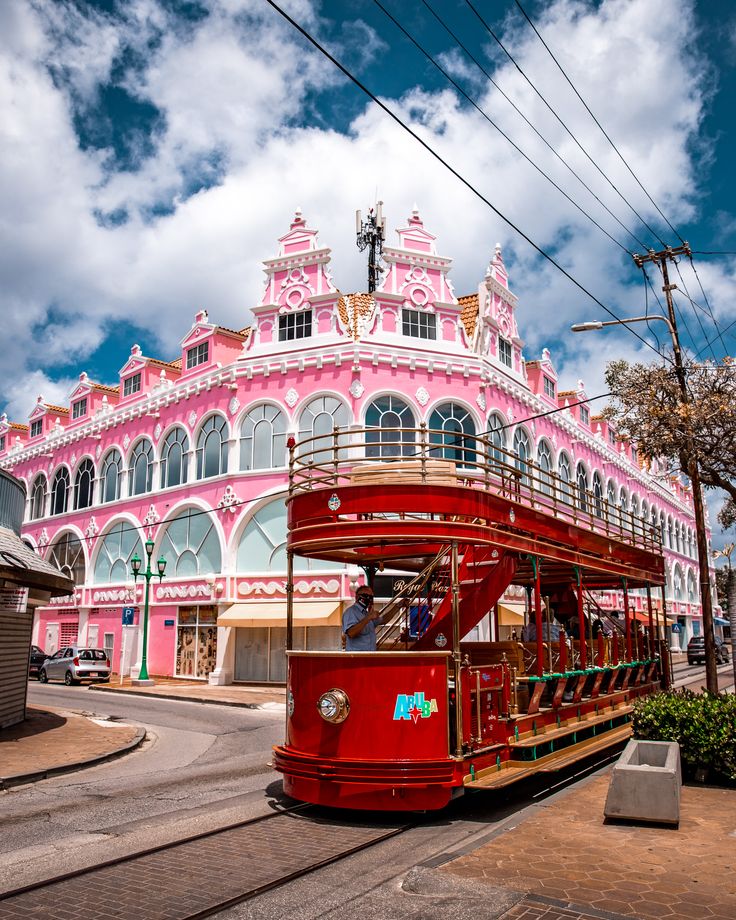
[633,243,718,693]
[356,201,386,293]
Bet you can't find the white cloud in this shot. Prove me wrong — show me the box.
[0,0,734,426]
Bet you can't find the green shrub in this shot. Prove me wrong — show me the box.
[633,689,736,782]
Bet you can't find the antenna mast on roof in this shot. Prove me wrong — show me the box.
[355,201,386,293]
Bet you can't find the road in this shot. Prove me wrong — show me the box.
[0,684,284,892]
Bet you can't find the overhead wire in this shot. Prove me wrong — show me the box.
[464,0,667,249]
[372,0,631,255]
[263,0,672,364]
[672,260,720,361]
[416,0,646,252]
[513,0,683,246]
[686,255,729,355]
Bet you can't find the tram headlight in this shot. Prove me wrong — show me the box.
[317,688,350,724]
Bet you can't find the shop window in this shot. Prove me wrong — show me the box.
[196,415,228,479]
[365,395,415,459]
[160,427,189,488]
[428,402,476,467]
[74,458,95,510]
[240,404,287,470]
[175,606,217,679]
[160,508,222,577]
[101,449,124,503]
[93,521,143,584]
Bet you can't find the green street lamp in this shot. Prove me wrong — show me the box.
[130,538,167,684]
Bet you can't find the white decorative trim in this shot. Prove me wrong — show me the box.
[228,396,240,416]
[95,444,102,459]
[188,410,198,428]
[154,422,162,441]
[38,528,49,549]
[156,583,213,601]
[349,379,364,399]
[476,391,487,411]
[85,516,99,540]
[143,504,160,527]
[123,434,130,450]
[285,387,299,408]
[70,453,77,467]
[416,386,430,407]
[237,578,340,597]
[217,485,240,514]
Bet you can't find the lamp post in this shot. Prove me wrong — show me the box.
[571,310,718,692]
[131,538,167,685]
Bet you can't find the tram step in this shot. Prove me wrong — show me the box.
[463,723,632,790]
[511,705,633,748]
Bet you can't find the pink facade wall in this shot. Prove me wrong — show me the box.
[0,208,711,681]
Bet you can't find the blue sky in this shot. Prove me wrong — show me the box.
[2,0,735,541]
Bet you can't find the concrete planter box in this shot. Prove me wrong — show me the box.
[604,739,681,826]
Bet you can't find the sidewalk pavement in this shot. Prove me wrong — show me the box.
[90,674,287,709]
[443,772,736,920]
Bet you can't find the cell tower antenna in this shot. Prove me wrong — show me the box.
[355,201,386,293]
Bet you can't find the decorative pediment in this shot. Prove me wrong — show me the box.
[29,402,46,421]
[119,356,146,376]
[181,322,216,348]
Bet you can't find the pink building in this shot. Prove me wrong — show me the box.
[0,208,711,683]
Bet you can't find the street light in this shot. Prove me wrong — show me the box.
[130,537,167,685]
[571,311,718,690]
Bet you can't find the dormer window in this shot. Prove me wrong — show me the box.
[30,419,43,438]
[186,341,209,369]
[402,308,436,340]
[543,376,555,399]
[0,435,4,452]
[608,429,616,446]
[631,446,638,463]
[123,372,142,397]
[72,398,88,420]
[580,406,589,425]
[499,337,512,368]
[278,310,312,341]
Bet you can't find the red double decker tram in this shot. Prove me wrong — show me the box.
[273,426,670,811]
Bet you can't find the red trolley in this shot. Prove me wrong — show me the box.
[273,426,669,811]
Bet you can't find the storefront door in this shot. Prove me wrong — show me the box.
[175,606,218,679]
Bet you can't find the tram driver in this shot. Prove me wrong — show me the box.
[342,585,387,651]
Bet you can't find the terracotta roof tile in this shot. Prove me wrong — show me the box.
[9,423,28,432]
[457,293,478,339]
[337,292,376,339]
[148,357,182,371]
[215,324,249,339]
[91,382,119,395]
[45,405,69,414]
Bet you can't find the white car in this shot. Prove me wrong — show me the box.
[38,646,111,685]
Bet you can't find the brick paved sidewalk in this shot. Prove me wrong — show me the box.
[0,707,144,788]
[90,675,286,709]
[444,773,736,920]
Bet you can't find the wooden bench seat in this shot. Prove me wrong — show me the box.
[348,459,457,486]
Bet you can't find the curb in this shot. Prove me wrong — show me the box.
[89,683,285,711]
[0,725,147,791]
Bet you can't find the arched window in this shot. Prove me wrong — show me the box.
[576,463,589,512]
[630,496,639,535]
[47,532,85,584]
[607,481,617,525]
[667,516,673,550]
[236,498,334,572]
[659,512,666,547]
[74,458,95,510]
[129,439,154,496]
[30,475,47,520]
[537,440,553,495]
[161,427,189,488]
[619,488,629,531]
[675,522,681,554]
[196,415,228,479]
[687,570,696,603]
[160,508,222,577]
[558,452,572,505]
[93,522,143,584]
[428,402,477,467]
[101,450,124,504]
[366,395,415,459]
[592,472,603,518]
[51,468,70,516]
[487,412,507,469]
[673,564,683,601]
[240,404,287,471]
[512,428,531,484]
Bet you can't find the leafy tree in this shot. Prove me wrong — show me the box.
[604,358,736,503]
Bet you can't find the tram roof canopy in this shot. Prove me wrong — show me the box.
[217,601,342,628]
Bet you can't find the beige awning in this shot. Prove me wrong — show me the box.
[497,601,526,625]
[217,601,342,628]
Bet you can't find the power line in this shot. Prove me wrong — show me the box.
[672,260,721,361]
[691,250,736,256]
[417,0,646,252]
[372,0,631,255]
[687,255,729,355]
[513,0,683,246]
[264,0,671,364]
[464,0,667,249]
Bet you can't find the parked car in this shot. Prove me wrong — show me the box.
[686,635,731,666]
[28,645,47,678]
[37,646,111,685]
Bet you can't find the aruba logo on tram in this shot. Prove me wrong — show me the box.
[393,691,439,722]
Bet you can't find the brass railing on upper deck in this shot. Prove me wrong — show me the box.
[288,425,663,554]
